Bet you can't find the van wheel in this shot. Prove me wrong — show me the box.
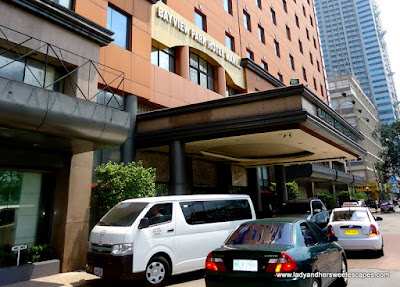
[311,277,320,287]
[336,256,348,286]
[145,256,171,287]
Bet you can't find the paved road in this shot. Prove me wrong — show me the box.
[5,206,399,287]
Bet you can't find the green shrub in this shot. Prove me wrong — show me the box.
[92,161,156,217]
[269,181,299,200]
[318,192,337,209]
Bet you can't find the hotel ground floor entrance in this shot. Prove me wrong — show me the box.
[133,85,367,215]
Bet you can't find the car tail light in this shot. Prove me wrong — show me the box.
[265,252,298,273]
[205,252,226,272]
[328,225,335,237]
[369,224,379,236]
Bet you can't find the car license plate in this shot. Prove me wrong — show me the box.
[345,230,359,235]
[233,259,258,272]
[94,267,103,277]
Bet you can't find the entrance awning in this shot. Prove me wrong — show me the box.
[136,85,366,167]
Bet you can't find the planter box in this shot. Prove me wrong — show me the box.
[0,259,60,286]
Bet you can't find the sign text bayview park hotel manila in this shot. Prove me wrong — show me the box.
[157,6,242,69]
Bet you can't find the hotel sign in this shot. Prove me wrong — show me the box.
[157,6,241,69]
[317,108,358,142]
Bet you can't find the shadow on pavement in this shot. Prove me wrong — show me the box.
[345,250,381,259]
[78,270,204,287]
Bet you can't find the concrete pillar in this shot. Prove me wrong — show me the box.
[274,165,288,204]
[306,182,314,198]
[52,152,93,272]
[169,140,186,195]
[217,164,232,194]
[177,46,190,80]
[216,66,227,96]
[122,94,138,164]
[247,168,262,215]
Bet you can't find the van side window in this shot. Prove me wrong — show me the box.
[180,200,252,225]
[144,203,172,226]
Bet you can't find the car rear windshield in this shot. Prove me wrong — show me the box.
[333,210,369,222]
[226,223,293,245]
[97,202,148,227]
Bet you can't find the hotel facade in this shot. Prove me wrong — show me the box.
[0,0,366,272]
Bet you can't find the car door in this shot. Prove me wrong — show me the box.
[133,203,175,272]
[300,222,330,286]
[309,221,341,277]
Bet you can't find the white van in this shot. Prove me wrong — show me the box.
[87,194,256,286]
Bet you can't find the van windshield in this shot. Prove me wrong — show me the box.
[98,202,148,227]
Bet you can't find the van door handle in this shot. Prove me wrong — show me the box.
[167,229,174,233]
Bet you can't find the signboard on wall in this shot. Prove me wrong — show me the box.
[152,2,245,89]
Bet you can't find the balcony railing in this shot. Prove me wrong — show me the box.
[0,24,125,110]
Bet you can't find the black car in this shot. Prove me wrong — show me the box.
[205,218,347,287]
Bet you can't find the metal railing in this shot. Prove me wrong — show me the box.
[0,24,125,110]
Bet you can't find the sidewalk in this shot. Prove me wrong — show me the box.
[2,272,100,287]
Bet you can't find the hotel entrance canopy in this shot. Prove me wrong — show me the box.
[136,85,366,167]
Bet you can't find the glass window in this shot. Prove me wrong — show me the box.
[333,210,370,222]
[286,25,291,40]
[0,48,25,82]
[255,0,262,9]
[258,25,265,43]
[300,223,317,246]
[226,223,293,245]
[278,73,283,82]
[261,60,268,71]
[271,8,277,25]
[246,49,254,60]
[107,6,129,49]
[96,89,124,110]
[189,52,214,91]
[224,0,232,14]
[283,0,287,13]
[99,202,148,227]
[274,40,280,57]
[0,171,53,249]
[290,55,295,70]
[309,52,313,65]
[151,46,176,73]
[143,203,173,226]
[195,10,206,31]
[295,14,300,28]
[179,200,252,225]
[0,48,65,92]
[299,39,303,53]
[303,67,307,82]
[243,11,251,31]
[306,28,310,40]
[226,85,237,97]
[225,33,234,51]
[52,0,73,9]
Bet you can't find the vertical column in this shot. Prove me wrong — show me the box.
[217,164,232,194]
[274,165,288,204]
[216,66,227,97]
[122,94,138,163]
[169,140,186,195]
[247,168,262,215]
[177,46,190,80]
[306,182,315,198]
[52,152,93,272]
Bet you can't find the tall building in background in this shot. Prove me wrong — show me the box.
[315,0,399,123]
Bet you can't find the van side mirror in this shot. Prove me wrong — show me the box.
[138,218,150,229]
[375,217,383,221]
